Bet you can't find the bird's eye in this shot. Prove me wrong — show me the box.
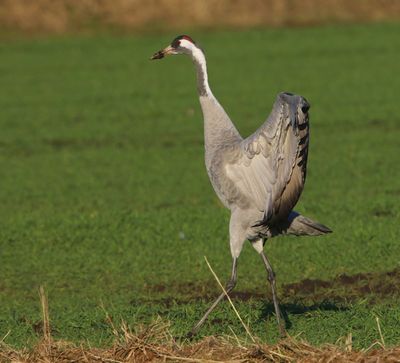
[171,39,181,48]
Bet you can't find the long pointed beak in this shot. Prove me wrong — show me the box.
[150,50,164,60]
[150,45,174,60]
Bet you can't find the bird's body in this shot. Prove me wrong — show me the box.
[151,35,331,337]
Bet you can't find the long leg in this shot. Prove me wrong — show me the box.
[260,250,286,337]
[187,257,238,338]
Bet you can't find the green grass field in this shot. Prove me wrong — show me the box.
[0,22,399,350]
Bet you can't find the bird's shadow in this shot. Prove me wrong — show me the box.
[259,300,349,330]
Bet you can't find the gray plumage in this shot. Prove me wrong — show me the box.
[202,92,325,240]
[151,35,332,338]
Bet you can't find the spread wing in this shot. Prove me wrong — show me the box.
[225,92,310,223]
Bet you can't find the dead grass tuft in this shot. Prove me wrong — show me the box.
[2,280,400,362]
[2,315,400,362]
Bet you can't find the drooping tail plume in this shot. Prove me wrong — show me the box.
[284,211,332,236]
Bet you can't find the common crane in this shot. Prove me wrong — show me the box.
[151,35,332,337]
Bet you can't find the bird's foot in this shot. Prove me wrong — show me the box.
[185,330,196,341]
[278,324,287,339]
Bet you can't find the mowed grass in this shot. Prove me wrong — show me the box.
[0,23,399,349]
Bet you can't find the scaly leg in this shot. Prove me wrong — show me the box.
[260,251,286,337]
[187,257,238,338]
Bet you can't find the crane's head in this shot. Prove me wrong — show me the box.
[150,35,197,60]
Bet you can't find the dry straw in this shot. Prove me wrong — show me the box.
[0,287,399,362]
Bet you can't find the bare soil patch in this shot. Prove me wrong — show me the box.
[145,267,400,306]
[282,267,400,303]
